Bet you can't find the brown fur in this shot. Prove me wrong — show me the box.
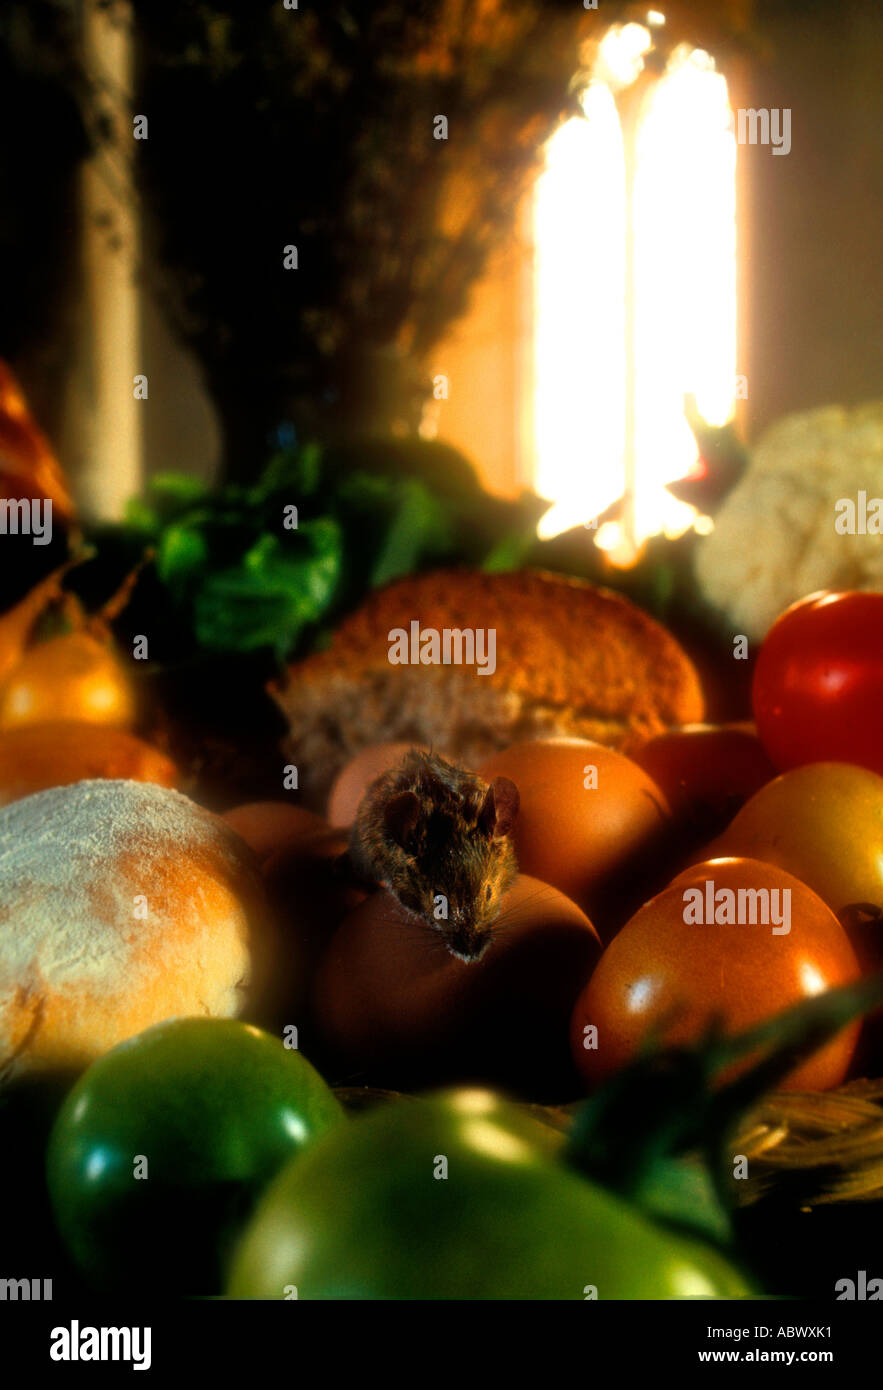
[349,749,519,962]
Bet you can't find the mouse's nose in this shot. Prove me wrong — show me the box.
[445,927,491,963]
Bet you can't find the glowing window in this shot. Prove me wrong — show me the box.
[534,22,737,562]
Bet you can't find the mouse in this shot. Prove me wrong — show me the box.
[348,748,520,962]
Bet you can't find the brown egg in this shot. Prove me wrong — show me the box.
[221,802,329,865]
[0,721,178,806]
[312,874,602,1099]
[326,741,436,827]
[259,822,368,1029]
[570,857,861,1093]
[479,739,671,936]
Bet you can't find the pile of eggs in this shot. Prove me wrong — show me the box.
[225,730,883,1101]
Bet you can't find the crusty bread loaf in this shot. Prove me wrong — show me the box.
[0,780,269,1081]
[270,569,705,807]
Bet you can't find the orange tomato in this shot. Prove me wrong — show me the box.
[712,763,883,973]
[715,763,883,917]
[570,856,861,1092]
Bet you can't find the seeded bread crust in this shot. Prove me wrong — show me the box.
[270,569,705,808]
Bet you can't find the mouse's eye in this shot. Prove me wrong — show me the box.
[485,884,493,902]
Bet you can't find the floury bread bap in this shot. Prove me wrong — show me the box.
[0,780,271,1080]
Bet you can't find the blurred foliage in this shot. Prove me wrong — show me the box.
[115,0,604,471]
[82,436,546,661]
[566,973,883,1251]
[3,0,769,483]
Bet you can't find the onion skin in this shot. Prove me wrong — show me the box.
[0,722,178,805]
[0,632,137,731]
[0,568,73,689]
[0,362,76,521]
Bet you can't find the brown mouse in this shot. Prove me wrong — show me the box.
[348,748,520,962]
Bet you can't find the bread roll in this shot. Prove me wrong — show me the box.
[0,780,270,1080]
[270,568,705,807]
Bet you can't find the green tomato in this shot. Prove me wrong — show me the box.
[228,1088,751,1300]
[47,1018,343,1295]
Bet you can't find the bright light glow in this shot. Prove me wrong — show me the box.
[450,1089,498,1116]
[594,520,625,552]
[596,23,653,89]
[668,1265,732,1298]
[593,520,640,567]
[647,10,666,26]
[533,35,737,556]
[85,1149,111,1183]
[626,977,655,1013]
[461,1121,536,1165]
[632,44,737,542]
[534,84,626,540]
[799,961,828,997]
[281,1110,309,1143]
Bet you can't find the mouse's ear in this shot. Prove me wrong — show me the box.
[478,777,520,839]
[384,790,422,849]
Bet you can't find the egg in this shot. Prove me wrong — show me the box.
[312,873,601,1099]
[326,742,437,827]
[260,820,368,1023]
[221,801,329,865]
[479,739,671,937]
[220,804,366,1027]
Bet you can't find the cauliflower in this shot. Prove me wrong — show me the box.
[694,402,883,640]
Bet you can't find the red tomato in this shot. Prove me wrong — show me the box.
[752,592,883,776]
[632,723,775,826]
[570,857,861,1092]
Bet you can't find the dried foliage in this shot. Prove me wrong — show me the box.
[0,2,89,378]
[123,0,599,457]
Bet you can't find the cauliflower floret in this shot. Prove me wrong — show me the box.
[695,402,883,640]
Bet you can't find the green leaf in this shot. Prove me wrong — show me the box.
[334,470,402,513]
[481,527,537,573]
[156,523,209,590]
[629,1154,733,1249]
[147,473,214,524]
[369,477,453,589]
[123,497,160,535]
[564,974,883,1246]
[322,438,486,509]
[192,522,342,654]
[149,472,213,505]
[250,442,323,504]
